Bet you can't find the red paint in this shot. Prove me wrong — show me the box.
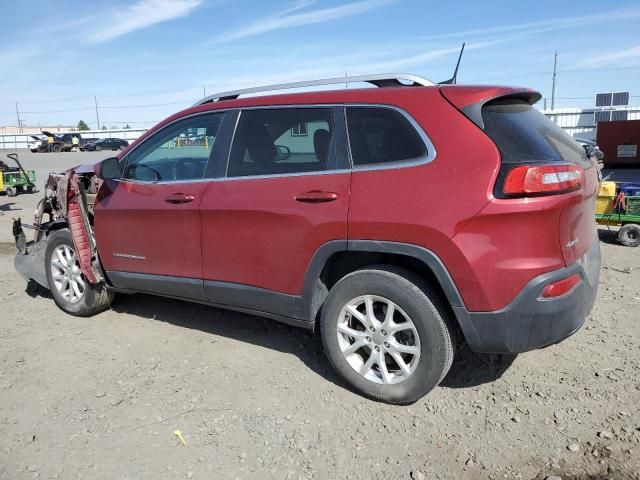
[200,173,349,293]
[94,179,207,279]
[92,83,598,313]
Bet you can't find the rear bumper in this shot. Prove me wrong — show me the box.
[453,237,600,353]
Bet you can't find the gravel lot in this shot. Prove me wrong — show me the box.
[1,152,639,480]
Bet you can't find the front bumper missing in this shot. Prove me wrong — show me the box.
[14,235,49,289]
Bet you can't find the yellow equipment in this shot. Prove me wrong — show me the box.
[595,181,616,215]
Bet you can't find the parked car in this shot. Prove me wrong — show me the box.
[14,74,601,404]
[84,138,129,151]
[28,135,46,153]
[41,132,83,152]
[575,137,604,161]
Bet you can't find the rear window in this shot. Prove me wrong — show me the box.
[482,99,592,168]
[347,107,426,166]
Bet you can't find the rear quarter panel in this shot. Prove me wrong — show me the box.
[348,89,499,255]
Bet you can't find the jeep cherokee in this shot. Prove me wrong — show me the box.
[14,74,600,404]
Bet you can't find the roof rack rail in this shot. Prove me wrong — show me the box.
[193,73,434,106]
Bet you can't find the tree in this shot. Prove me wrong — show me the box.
[77,120,90,131]
[101,125,107,130]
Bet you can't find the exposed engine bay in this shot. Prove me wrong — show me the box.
[15,166,104,288]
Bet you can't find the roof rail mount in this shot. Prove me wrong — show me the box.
[193,73,434,106]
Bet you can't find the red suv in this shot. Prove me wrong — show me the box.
[15,74,600,404]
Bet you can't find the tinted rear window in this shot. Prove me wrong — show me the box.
[482,99,592,168]
[347,107,426,166]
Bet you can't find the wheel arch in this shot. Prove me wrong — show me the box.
[296,240,466,327]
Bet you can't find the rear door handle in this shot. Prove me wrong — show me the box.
[294,190,339,203]
[165,193,195,204]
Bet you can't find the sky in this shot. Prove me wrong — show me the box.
[0,0,639,130]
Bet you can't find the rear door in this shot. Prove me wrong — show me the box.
[199,106,350,314]
[94,111,231,298]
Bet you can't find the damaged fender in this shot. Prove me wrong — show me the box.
[14,164,105,288]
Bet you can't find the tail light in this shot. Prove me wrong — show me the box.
[501,164,583,197]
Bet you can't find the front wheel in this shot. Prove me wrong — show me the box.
[95,145,102,151]
[45,229,113,316]
[320,266,454,405]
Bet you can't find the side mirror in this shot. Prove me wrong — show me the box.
[274,145,291,161]
[98,157,120,180]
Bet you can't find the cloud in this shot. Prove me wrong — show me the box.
[212,0,395,44]
[88,0,202,44]
[581,44,640,67]
[413,7,640,41]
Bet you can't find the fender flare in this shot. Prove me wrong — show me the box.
[294,240,466,322]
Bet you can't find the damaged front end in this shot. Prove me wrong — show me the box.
[14,165,105,289]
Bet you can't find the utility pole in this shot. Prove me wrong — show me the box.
[551,51,558,111]
[15,102,22,133]
[94,96,101,130]
[203,85,206,97]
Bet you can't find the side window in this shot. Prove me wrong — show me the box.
[123,112,226,182]
[346,107,426,166]
[227,107,334,177]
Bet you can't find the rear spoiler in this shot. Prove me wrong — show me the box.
[440,85,541,129]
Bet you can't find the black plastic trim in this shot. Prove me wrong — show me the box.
[294,239,465,322]
[107,271,208,302]
[295,240,347,320]
[346,240,465,307]
[454,237,600,353]
[204,280,295,318]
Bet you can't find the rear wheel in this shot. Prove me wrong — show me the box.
[52,144,62,152]
[320,266,454,404]
[619,224,640,247]
[45,229,113,316]
[5,186,16,197]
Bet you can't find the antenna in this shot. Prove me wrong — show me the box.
[439,43,466,85]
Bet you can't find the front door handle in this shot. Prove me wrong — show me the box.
[165,193,195,204]
[294,191,339,203]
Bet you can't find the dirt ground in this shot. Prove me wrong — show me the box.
[0,152,639,480]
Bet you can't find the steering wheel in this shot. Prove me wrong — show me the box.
[172,158,201,181]
[135,163,161,182]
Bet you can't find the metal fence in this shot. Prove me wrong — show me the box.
[0,128,147,150]
[543,106,640,140]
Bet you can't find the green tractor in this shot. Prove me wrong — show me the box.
[0,153,38,197]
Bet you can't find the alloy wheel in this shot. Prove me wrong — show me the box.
[336,295,421,384]
[50,244,85,303]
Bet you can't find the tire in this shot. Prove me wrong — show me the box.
[45,229,113,316]
[320,266,454,405]
[52,144,62,153]
[618,224,640,247]
[5,186,17,197]
[95,145,102,151]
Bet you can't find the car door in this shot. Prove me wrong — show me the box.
[94,110,232,300]
[199,106,350,317]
